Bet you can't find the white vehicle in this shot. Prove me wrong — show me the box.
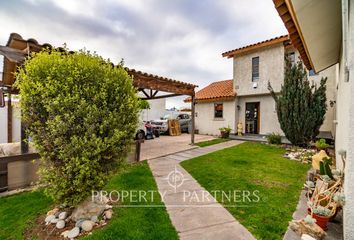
[151,112,191,133]
[135,121,147,140]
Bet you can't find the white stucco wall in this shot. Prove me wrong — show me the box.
[140,98,166,121]
[343,1,354,238]
[236,95,283,135]
[0,102,21,143]
[310,66,337,135]
[233,43,336,136]
[233,43,285,96]
[195,100,236,136]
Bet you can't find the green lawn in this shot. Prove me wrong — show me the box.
[0,190,52,240]
[0,162,177,240]
[181,142,309,240]
[195,138,230,147]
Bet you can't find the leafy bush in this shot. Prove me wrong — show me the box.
[219,126,231,133]
[16,49,139,206]
[138,99,150,109]
[219,126,231,138]
[315,138,329,150]
[266,132,282,145]
[268,59,327,146]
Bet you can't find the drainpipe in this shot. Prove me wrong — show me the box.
[342,0,349,82]
[7,92,12,143]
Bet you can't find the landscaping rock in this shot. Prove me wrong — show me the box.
[81,220,94,232]
[45,214,55,223]
[58,211,67,220]
[71,196,109,221]
[91,215,98,223]
[50,218,59,224]
[104,210,113,219]
[100,195,110,204]
[56,220,65,229]
[301,234,316,240]
[67,227,80,239]
[46,207,59,216]
[75,219,85,228]
[61,230,69,238]
[289,219,326,239]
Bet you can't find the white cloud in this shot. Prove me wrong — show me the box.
[0,0,286,109]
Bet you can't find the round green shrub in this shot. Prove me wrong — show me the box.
[16,49,139,206]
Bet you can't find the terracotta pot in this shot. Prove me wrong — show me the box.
[220,131,229,138]
[308,209,330,230]
[313,214,330,230]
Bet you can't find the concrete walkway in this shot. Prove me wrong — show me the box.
[141,134,215,160]
[148,140,256,240]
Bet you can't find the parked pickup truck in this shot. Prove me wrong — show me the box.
[150,113,191,133]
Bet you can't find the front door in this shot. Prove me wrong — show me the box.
[245,102,260,134]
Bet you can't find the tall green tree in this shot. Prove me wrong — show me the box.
[268,59,327,146]
[16,49,140,206]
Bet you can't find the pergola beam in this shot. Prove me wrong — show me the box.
[140,93,182,100]
[140,89,150,98]
[127,68,196,96]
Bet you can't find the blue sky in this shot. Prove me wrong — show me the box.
[0,0,286,108]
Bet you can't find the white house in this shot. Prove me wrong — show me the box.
[189,35,336,137]
[273,0,354,238]
[185,80,236,135]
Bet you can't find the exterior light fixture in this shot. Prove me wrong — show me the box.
[0,88,5,108]
[329,100,336,107]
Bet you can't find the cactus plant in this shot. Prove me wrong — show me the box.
[319,157,333,179]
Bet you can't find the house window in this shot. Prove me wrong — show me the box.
[214,103,223,118]
[252,57,259,81]
[287,52,296,66]
[309,69,318,76]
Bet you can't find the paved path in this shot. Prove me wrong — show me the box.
[141,134,215,160]
[148,140,256,240]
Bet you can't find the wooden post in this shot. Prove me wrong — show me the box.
[191,94,195,144]
[7,93,12,143]
[135,140,142,162]
[20,122,28,154]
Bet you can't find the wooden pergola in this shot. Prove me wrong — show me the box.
[126,68,197,144]
[0,33,198,150]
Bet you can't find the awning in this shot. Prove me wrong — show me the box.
[273,0,342,72]
[0,45,27,63]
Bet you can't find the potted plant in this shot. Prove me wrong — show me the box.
[315,138,329,152]
[309,206,333,230]
[219,126,231,138]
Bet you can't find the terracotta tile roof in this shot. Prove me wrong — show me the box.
[185,80,235,102]
[222,35,289,58]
